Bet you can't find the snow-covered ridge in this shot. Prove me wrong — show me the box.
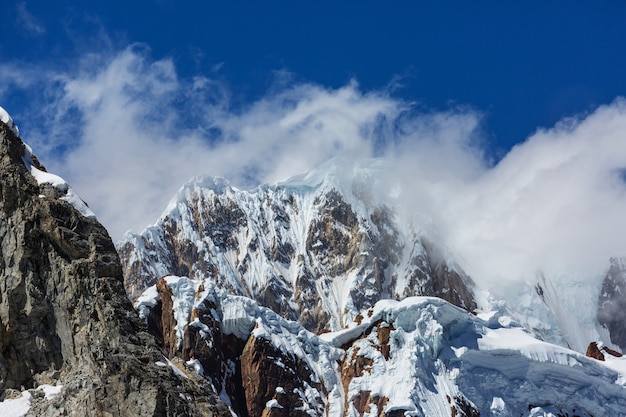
[0,105,20,137]
[136,275,344,415]
[21,143,97,219]
[137,276,626,416]
[0,105,97,220]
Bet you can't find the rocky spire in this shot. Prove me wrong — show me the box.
[0,116,229,416]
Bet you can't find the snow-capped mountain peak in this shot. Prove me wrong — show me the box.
[119,159,477,333]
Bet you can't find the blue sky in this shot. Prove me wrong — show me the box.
[4,2,626,152]
[3,0,626,268]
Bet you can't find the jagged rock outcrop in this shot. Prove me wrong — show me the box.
[0,119,229,416]
[139,275,337,417]
[119,166,477,334]
[598,257,626,351]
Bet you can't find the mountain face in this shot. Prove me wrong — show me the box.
[118,163,477,334]
[0,115,231,416]
[136,275,626,417]
[118,159,626,415]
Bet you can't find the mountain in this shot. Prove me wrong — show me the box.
[0,110,231,416]
[135,274,626,416]
[4,105,626,416]
[118,159,477,334]
[118,156,626,415]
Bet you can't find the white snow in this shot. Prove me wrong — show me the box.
[21,143,96,219]
[0,384,63,417]
[37,384,62,400]
[164,276,201,349]
[265,399,283,409]
[0,392,32,417]
[135,284,160,320]
[156,357,188,379]
[489,397,506,415]
[0,105,20,137]
[186,358,205,376]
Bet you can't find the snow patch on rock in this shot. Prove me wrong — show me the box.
[0,105,20,137]
[20,141,96,219]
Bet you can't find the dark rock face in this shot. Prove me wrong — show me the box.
[0,121,229,416]
[597,257,626,351]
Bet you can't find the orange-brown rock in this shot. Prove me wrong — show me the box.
[156,276,178,357]
[602,345,623,358]
[241,334,324,417]
[586,342,605,361]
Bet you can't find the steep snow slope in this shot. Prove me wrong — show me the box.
[137,275,626,417]
[119,158,476,333]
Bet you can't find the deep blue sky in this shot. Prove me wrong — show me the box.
[2,1,626,157]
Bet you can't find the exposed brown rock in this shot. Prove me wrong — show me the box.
[586,342,605,361]
[341,343,375,415]
[156,277,179,357]
[351,391,388,417]
[376,322,393,360]
[603,345,623,358]
[241,334,324,417]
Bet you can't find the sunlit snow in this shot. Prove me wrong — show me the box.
[138,277,626,416]
[0,105,20,137]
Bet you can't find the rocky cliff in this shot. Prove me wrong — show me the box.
[0,116,230,416]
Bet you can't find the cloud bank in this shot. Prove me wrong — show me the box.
[2,45,626,294]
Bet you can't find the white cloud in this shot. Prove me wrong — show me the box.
[447,102,626,285]
[12,46,411,241]
[4,45,626,301]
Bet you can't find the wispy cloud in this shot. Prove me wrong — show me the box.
[15,2,45,35]
[3,45,626,303]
